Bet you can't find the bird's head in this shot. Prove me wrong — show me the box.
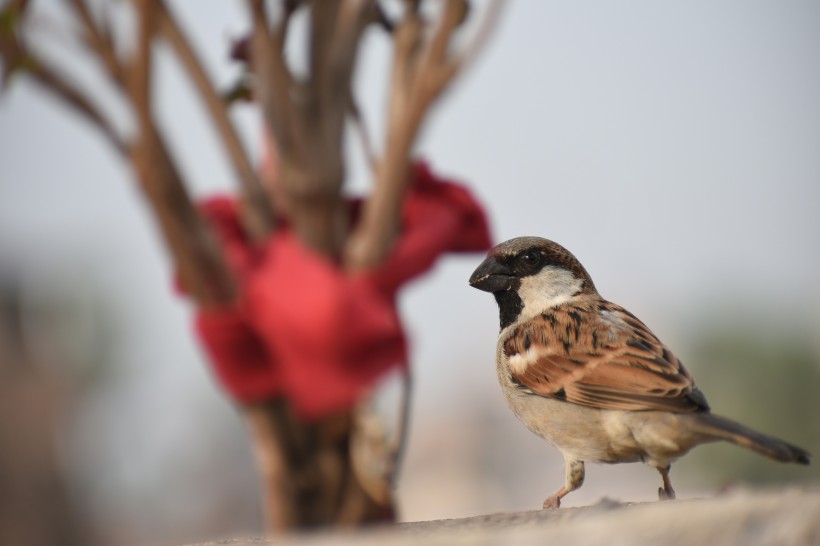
[469,236,597,329]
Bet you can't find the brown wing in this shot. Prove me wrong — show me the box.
[502,301,709,413]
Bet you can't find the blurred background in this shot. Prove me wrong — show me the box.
[1,1,819,544]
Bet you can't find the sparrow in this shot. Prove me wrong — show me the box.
[469,236,810,509]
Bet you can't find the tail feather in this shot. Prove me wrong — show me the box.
[690,413,811,465]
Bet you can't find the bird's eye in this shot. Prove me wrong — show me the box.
[519,251,541,270]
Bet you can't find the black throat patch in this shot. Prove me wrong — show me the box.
[494,289,523,330]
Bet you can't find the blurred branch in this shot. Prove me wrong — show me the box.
[1,0,237,304]
[310,0,375,153]
[10,49,127,155]
[460,0,504,71]
[344,0,504,271]
[69,0,123,85]
[307,1,341,111]
[249,0,299,157]
[156,2,275,240]
[348,94,377,171]
[249,0,375,255]
[0,15,126,154]
[128,0,236,305]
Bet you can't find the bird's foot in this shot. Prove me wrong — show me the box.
[657,465,676,501]
[542,495,561,510]
[658,487,676,501]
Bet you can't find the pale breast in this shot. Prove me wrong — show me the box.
[495,335,631,463]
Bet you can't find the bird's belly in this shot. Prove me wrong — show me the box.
[503,390,646,464]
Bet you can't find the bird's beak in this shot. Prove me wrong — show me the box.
[469,257,515,293]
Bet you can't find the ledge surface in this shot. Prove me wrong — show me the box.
[189,487,820,546]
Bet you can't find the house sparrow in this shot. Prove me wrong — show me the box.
[469,236,810,508]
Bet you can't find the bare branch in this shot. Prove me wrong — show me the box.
[458,0,504,73]
[250,0,376,256]
[323,0,375,133]
[341,3,422,271]
[348,94,377,172]
[344,0,503,271]
[422,0,468,74]
[128,0,234,305]
[308,0,341,110]
[129,0,152,131]
[33,63,126,154]
[372,1,394,33]
[248,0,299,156]
[68,0,123,85]
[0,38,126,154]
[156,2,275,240]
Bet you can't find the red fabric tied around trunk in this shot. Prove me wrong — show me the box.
[192,161,491,420]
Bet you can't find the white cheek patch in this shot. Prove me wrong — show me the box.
[518,266,583,320]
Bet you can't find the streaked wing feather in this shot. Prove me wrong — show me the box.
[503,301,707,413]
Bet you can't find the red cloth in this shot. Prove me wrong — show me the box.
[244,233,408,417]
[198,196,261,277]
[191,161,491,420]
[195,306,282,400]
[368,161,493,295]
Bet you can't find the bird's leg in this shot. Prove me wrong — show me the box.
[657,465,676,501]
[543,459,584,509]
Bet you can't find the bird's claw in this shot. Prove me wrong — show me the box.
[542,496,561,510]
[658,487,676,501]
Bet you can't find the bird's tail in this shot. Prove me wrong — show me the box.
[689,413,810,465]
